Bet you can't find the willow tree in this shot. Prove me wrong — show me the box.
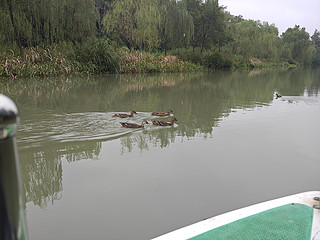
[159,0,173,54]
[135,0,161,51]
[183,0,201,51]
[62,0,97,44]
[175,1,194,49]
[0,0,97,55]
[95,0,115,35]
[253,22,281,61]
[281,25,316,65]
[227,20,262,59]
[0,0,28,56]
[103,0,138,50]
[220,12,243,53]
[311,29,320,65]
[103,0,161,51]
[159,0,194,55]
[184,0,224,53]
[198,0,225,53]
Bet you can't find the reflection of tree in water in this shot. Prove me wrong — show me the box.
[120,128,178,153]
[19,140,102,208]
[120,133,149,153]
[21,149,63,208]
[62,141,102,162]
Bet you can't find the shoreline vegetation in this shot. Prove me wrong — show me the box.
[1,0,319,79]
[0,42,303,79]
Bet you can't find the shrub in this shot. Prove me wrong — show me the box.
[119,51,202,74]
[74,39,121,73]
[170,48,203,65]
[203,52,233,69]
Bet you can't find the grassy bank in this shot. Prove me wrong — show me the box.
[0,41,295,79]
[120,51,203,74]
[171,48,297,70]
[0,45,202,79]
[0,40,121,78]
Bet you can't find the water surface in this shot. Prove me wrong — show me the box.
[1,69,319,240]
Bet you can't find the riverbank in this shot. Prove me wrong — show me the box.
[0,46,203,79]
[0,43,295,79]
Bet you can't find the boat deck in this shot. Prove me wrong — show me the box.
[190,203,313,240]
[153,191,320,240]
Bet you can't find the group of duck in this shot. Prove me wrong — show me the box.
[112,109,178,128]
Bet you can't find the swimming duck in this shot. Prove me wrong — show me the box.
[275,93,282,99]
[151,109,174,117]
[112,111,137,118]
[152,118,178,126]
[120,121,148,128]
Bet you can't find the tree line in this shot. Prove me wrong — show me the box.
[0,0,319,67]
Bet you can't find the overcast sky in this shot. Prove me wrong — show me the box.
[219,0,320,36]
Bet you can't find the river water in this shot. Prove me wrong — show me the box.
[1,68,320,240]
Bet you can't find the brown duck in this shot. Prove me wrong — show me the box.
[120,121,148,128]
[152,118,178,126]
[151,109,173,117]
[275,93,282,99]
[113,111,137,118]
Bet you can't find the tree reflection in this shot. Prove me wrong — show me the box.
[19,141,101,208]
[20,148,63,208]
[120,127,179,153]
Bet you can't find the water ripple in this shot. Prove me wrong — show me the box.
[17,112,152,147]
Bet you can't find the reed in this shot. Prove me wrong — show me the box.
[120,51,202,74]
[0,46,73,78]
[73,39,121,74]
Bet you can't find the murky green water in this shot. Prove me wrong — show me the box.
[1,69,320,240]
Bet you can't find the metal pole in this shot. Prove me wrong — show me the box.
[0,94,28,240]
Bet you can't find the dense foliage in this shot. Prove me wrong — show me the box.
[0,0,319,77]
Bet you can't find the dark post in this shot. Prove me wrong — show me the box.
[0,94,28,240]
